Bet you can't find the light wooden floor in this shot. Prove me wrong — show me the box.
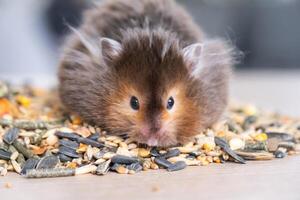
[1,156,300,200]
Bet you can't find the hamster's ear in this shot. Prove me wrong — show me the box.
[100,38,122,65]
[182,43,203,76]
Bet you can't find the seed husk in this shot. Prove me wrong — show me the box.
[36,155,59,169]
[75,164,97,175]
[58,153,73,162]
[96,160,111,175]
[150,148,160,157]
[0,149,12,160]
[127,162,143,172]
[235,151,274,160]
[277,142,295,151]
[12,140,35,159]
[167,161,187,172]
[55,131,80,141]
[11,160,22,174]
[154,157,173,168]
[59,139,79,150]
[16,153,26,167]
[87,133,100,141]
[10,151,19,160]
[77,137,105,148]
[0,119,64,130]
[3,128,19,145]
[215,137,246,164]
[111,155,139,165]
[266,132,295,142]
[25,168,75,178]
[20,158,40,175]
[59,146,80,158]
[244,141,267,152]
[274,149,287,159]
[162,149,181,159]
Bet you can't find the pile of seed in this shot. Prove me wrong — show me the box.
[0,81,299,178]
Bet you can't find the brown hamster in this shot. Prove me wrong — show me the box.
[58,0,236,147]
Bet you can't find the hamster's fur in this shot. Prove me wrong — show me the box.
[58,0,235,146]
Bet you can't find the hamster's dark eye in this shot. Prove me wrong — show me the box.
[130,96,140,110]
[167,96,175,110]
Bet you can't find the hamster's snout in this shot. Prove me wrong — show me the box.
[140,120,166,146]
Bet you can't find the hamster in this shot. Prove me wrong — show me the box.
[58,0,235,147]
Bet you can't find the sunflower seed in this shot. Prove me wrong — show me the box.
[96,160,111,175]
[36,155,59,169]
[77,137,105,148]
[215,137,246,164]
[0,149,12,160]
[59,139,79,150]
[13,140,36,159]
[58,153,73,162]
[150,148,160,157]
[55,131,80,141]
[25,168,75,178]
[20,158,40,175]
[167,161,187,172]
[127,162,143,172]
[3,128,19,145]
[154,157,172,168]
[75,164,97,175]
[11,160,22,173]
[162,149,181,159]
[266,132,295,142]
[87,133,100,141]
[235,151,274,160]
[59,146,80,158]
[111,155,139,164]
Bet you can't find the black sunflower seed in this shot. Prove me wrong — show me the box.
[59,139,79,150]
[111,155,139,165]
[36,155,59,169]
[20,158,40,175]
[3,128,19,145]
[58,146,79,158]
[154,157,172,168]
[0,149,12,160]
[215,137,246,164]
[167,161,187,172]
[55,131,80,141]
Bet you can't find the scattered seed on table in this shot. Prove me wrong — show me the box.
[59,139,79,150]
[111,155,139,165]
[77,137,106,148]
[215,137,246,164]
[154,157,173,168]
[20,158,40,175]
[36,155,59,169]
[12,140,35,159]
[0,149,12,160]
[55,131,80,141]
[96,160,111,175]
[25,168,76,178]
[59,146,80,158]
[3,128,19,145]
[162,149,181,159]
[167,161,187,172]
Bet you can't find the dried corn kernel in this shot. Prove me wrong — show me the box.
[254,133,268,142]
[16,95,31,108]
